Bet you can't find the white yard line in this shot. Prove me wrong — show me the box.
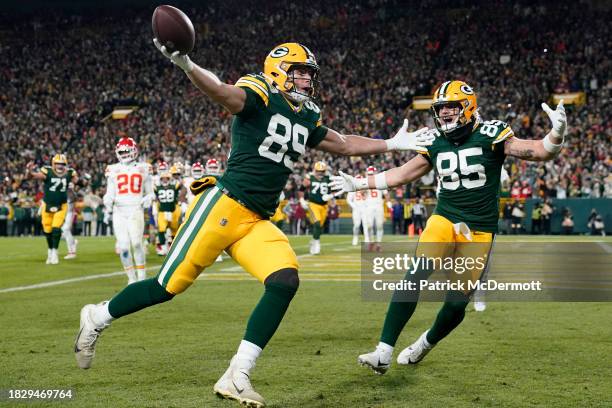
[0,265,162,294]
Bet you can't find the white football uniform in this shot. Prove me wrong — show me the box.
[103,162,154,284]
[365,189,386,243]
[347,190,370,244]
[183,176,196,204]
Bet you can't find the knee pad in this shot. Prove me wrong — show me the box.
[264,268,300,293]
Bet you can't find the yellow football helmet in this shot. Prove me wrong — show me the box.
[170,164,182,177]
[313,161,327,172]
[263,42,320,103]
[159,171,171,186]
[52,154,68,175]
[431,80,479,143]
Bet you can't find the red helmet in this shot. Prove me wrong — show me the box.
[366,166,377,175]
[206,158,220,175]
[115,137,138,164]
[191,162,204,179]
[157,161,169,172]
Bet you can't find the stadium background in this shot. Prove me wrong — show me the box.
[0,0,610,235]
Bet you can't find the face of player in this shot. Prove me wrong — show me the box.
[314,170,324,178]
[53,163,66,175]
[438,103,461,128]
[161,177,170,186]
[289,67,314,96]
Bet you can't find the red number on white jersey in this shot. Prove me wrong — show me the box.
[117,173,143,194]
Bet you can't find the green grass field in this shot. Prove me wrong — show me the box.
[1,235,611,407]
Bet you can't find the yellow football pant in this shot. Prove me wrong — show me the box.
[157,205,181,236]
[308,202,328,226]
[157,186,298,294]
[270,205,285,223]
[41,202,68,234]
[417,214,494,294]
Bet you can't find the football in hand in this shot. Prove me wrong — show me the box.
[152,5,195,54]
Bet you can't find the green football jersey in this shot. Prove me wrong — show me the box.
[421,120,514,232]
[41,166,76,209]
[308,174,330,205]
[156,182,180,212]
[219,73,328,218]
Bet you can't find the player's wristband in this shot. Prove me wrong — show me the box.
[543,132,563,153]
[374,172,388,190]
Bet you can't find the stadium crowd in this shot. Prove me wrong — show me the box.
[0,0,610,235]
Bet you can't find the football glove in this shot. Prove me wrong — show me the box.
[103,212,112,225]
[140,194,154,209]
[541,99,567,139]
[153,38,194,73]
[385,120,435,152]
[321,191,344,201]
[330,171,369,193]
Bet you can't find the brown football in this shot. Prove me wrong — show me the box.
[152,5,195,54]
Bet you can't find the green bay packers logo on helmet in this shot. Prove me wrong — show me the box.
[431,80,480,144]
[264,42,320,104]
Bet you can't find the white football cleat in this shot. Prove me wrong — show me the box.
[397,330,434,365]
[46,249,52,264]
[64,252,77,260]
[74,303,109,369]
[309,239,316,255]
[214,360,266,407]
[50,250,59,264]
[358,348,391,375]
[352,236,359,246]
[474,301,486,312]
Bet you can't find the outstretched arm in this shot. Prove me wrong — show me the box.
[25,162,46,180]
[153,39,246,114]
[330,155,432,193]
[316,120,435,156]
[505,100,567,161]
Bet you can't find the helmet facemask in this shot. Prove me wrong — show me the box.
[116,147,136,164]
[53,163,67,176]
[431,100,474,144]
[284,64,320,103]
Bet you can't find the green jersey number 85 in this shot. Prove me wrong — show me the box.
[437,147,486,190]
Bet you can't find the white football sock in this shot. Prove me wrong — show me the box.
[63,230,75,252]
[234,340,262,370]
[91,301,114,327]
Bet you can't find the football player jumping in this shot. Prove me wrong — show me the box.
[330,81,568,374]
[26,154,78,265]
[74,41,434,407]
[103,137,154,284]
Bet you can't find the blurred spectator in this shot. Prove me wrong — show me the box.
[391,198,404,234]
[0,199,9,236]
[511,202,525,234]
[412,198,427,235]
[561,208,574,235]
[541,199,554,235]
[328,199,340,234]
[403,199,413,234]
[502,201,513,235]
[531,202,542,234]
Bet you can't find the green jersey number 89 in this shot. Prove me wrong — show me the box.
[258,113,308,170]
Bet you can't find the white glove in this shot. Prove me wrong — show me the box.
[299,197,309,210]
[180,202,188,214]
[140,194,153,209]
[541,99,567,139]
[103,212,112,225]
[385,120,435,152]
[321,191,343,201]
[153,38,194,73]
[329,171,369,193]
